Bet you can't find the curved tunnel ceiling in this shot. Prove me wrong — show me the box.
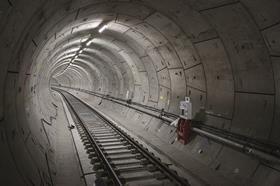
[0,0,280,186]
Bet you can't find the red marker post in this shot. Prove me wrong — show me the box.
[177,97,192,145]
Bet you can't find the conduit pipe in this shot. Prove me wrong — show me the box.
[52,86,280,164]
[192,128,280,164]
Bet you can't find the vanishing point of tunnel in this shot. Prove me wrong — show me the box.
[0,0,280,186]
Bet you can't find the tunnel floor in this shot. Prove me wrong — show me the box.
[54,88,198,185]
[52,86,278,186]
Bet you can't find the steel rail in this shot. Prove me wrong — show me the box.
[59,90,123,185]
[74,87,280,150]
[85,102,189,186]
[56,88,190,186]
[53,86,280,145]
[52,86,280,164]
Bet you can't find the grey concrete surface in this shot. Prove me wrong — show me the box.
[52,92,85,186]
[0,0,280,185]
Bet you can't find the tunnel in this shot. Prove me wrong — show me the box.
[0,0,280,185]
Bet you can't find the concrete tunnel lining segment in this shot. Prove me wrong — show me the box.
[0,0,280,185]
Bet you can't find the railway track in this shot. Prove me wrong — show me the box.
[56,88,190,186]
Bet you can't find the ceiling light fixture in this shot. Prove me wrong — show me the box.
[80,34,90,43]
[81,38,88,43]
[98,24,108,33]
[86,40,92,46]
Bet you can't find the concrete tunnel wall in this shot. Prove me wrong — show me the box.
[0,0,279,185]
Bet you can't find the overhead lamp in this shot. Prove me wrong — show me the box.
[86,40,92,46]
[80,34,90,43]
[81,38,88,43]
[98,24,108,33]
[86,41,91,46]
